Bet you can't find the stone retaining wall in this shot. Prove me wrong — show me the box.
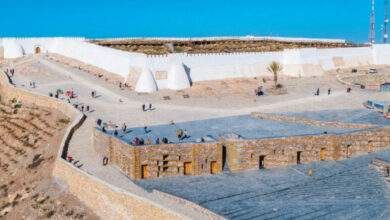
[225,126,390,172]
[94,129,223,180]
[0,69,198,219]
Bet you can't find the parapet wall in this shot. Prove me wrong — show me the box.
[0,69,194,219]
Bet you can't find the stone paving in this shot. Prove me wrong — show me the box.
[135,150,390,219]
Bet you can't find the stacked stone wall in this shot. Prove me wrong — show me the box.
[225,127,390,172]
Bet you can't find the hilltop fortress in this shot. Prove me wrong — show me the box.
[1,36,390,93]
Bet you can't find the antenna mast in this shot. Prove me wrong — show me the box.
[384,0,388,43]
[371,0,376,45]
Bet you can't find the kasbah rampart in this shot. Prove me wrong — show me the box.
[1,36,390,219]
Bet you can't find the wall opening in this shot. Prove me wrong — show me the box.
[259,155,266,169]
[297,151,302,164]
[222,146,227,170]
[346,145,351,158]
[35,47,41,54]
[141,165,148,179]
[210,161,217,174]
[321,148,325,161]
[184,162,192,175]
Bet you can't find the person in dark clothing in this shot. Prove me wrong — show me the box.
[122,123,127,134]
[149,103,152,110]
[142,104,146,111]
[144,126,148,133]
[156,138,160,144]
[81,105,84,112]
[102,126,106,133]
[316,88,320,96]
[86,105,90,111]
[114,129,118,136]
[328,88,331,95]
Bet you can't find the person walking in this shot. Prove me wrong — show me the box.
[156,138,160,145]
[122,123,127,134]
[328,88,331,95]
[142,104,146,112]
[149,103,152,110]
[316,88,320,96]
[184,129,188,138]
[144,126,148,133]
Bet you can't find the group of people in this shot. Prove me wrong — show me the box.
[142,104,153,111]
[5,68,15,77]
[132,136,168,146]
[118,81,129,89]
[177,129,188,140]
[29,81,36,88]
[314,88,332,96]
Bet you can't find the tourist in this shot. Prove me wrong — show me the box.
[347,88,351,93]
[328,88,331,95]
[119,82,122,88]
[146,139,151,145]
[86,105,90,111]
[133,137,138,145]
[201,137,205,142]
[139,138,144,145]
[177,129,182,139]
[315,88,320,96]
[122,123,127,134]
[102,126,106,133]
[114,129,118,136]
[149,103,152,110]
[91,91,95,98]
[144,126,148,133]
[142,104,146,111]
[184,129,188,138]
[156,138,160,145]
[32,82,36,88]
[81,105,84,112]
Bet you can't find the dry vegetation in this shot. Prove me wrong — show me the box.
[0,96,98,219]
[90,39,363,55]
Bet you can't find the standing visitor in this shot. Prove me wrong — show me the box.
[142,104,146,112]
[156,138,160,145]
[144,126,147,133]
[328,88,331,95]
[184,129,188,138]
[122,123,127,134]
[149,103,152,110]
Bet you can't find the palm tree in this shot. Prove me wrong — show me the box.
[267,61,283,88]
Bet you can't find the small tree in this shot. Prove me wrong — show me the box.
[267,61,283,88]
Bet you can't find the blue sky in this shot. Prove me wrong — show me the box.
[0,0,387,43]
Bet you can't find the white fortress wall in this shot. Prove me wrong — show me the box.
[2,37,390,92]
[373,44,390,65]
[49,38,147,79]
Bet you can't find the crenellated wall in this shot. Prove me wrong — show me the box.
[1,37,389,92]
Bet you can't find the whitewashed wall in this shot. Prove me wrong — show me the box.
[1,37,390,92]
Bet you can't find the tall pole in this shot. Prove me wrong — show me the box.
[371,0,376,45]
[384,0,388,43]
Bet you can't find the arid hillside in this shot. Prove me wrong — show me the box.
[0,96,98,219]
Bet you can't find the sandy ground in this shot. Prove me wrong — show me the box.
[2,54,390,218]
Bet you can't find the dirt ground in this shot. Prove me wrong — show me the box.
[0,97,98,219]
